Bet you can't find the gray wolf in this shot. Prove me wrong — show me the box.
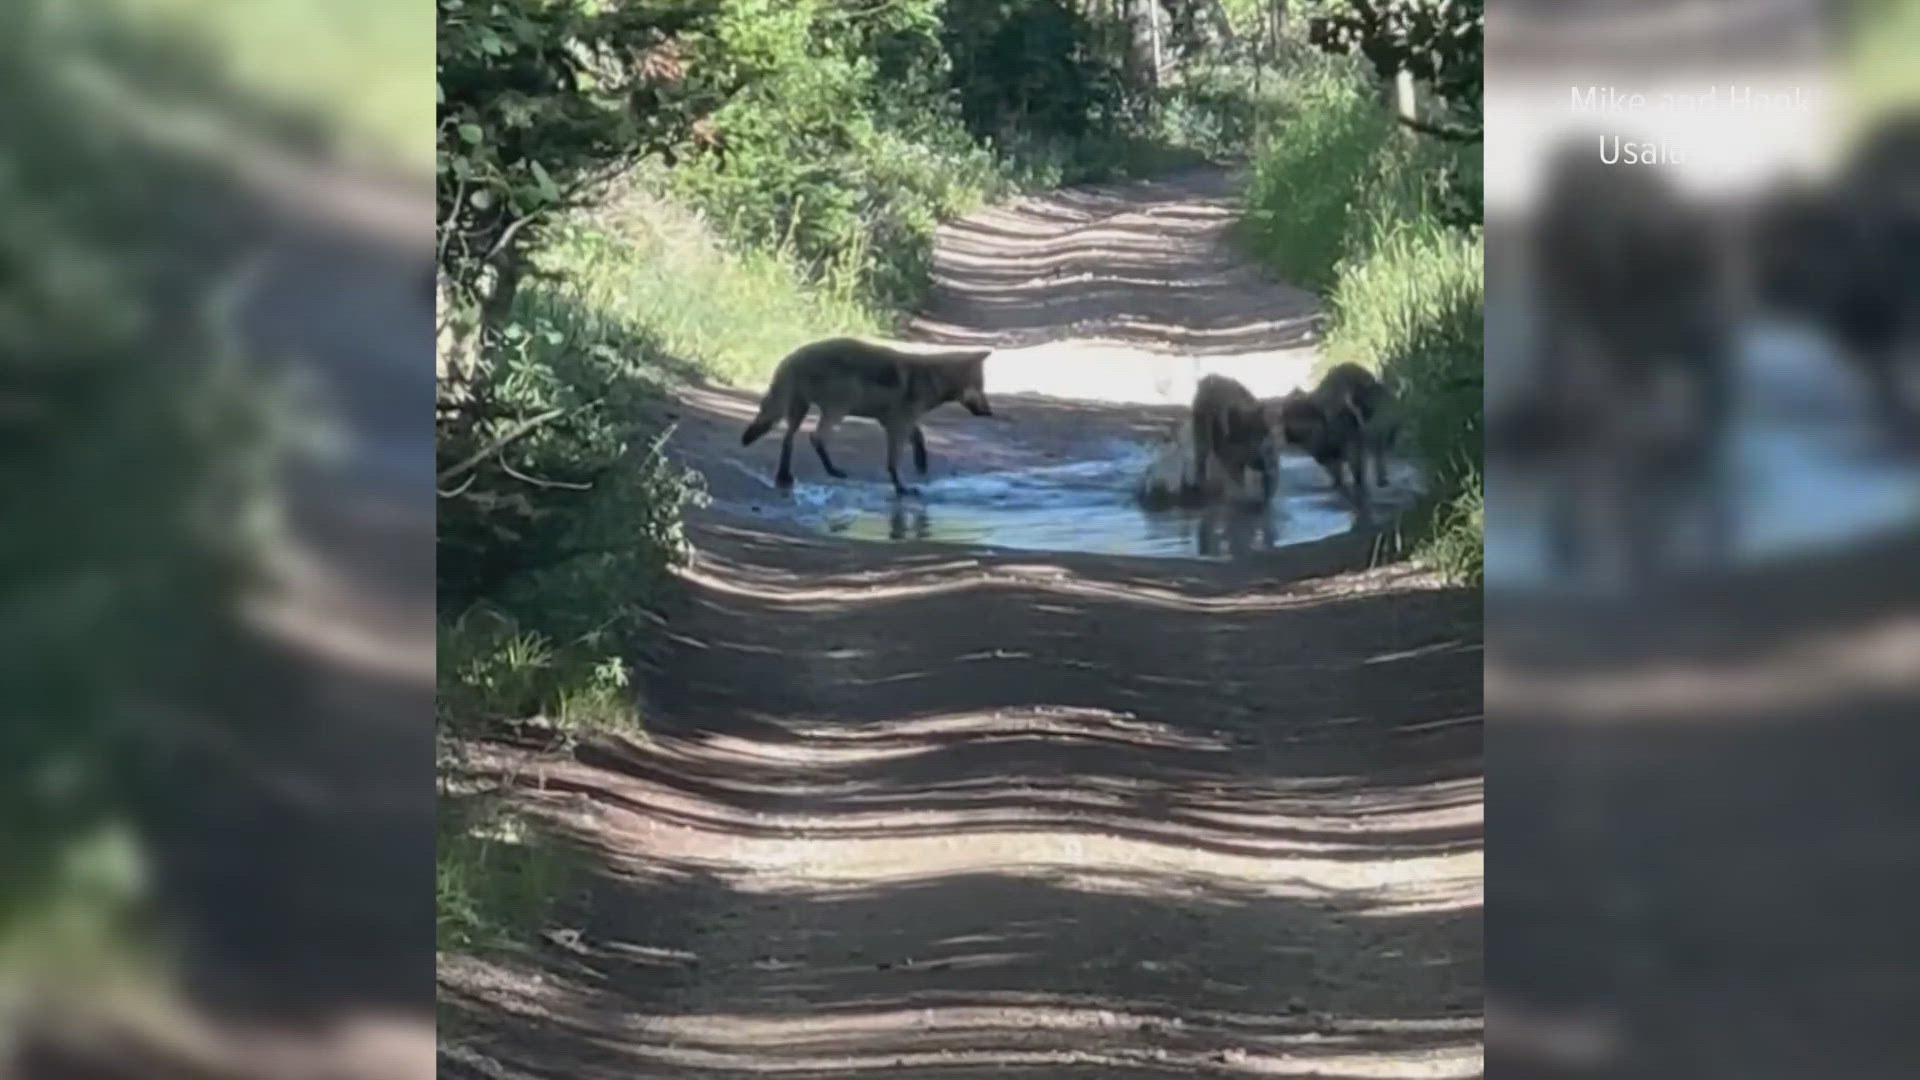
[1276,362,1399,507]
[740,337,993,496]
[1526,141,1734,578]
[1190,374,1278,505]
[1749,114,1920,440]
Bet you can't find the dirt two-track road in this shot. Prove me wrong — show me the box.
[440,169,1486,1079]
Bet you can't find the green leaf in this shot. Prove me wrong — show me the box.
[530,160,560,202]
[459,123,484,144]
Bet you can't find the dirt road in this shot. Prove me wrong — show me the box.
[440,169,1485,1078]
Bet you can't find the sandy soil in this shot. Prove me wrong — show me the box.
[439,169,1485,1079]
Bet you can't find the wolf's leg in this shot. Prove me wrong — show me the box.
[885,424,919,497]
[911,426,929,476]
[1191,413,1211,494]
[810,407,849,479]
[1320,458,1347,499]
[776,397,809,488]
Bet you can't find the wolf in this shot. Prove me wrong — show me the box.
[1190,373,1278,504]
[1749,121,1920,439]
[740,337,994,496]
[1527,141,1735,579]
[1275,363,1399,506]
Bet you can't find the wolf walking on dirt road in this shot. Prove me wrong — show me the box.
[741,337,994,496]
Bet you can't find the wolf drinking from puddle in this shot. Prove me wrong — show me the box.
[1139,367,1400,515]
[1135,374,1277,509]
[1277,362,1402,512]
[742,337,995,496]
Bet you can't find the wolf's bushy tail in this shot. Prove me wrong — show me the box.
[741,364,793,446]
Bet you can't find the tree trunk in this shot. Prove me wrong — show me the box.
[1149,0,1163,88]
[1204,0,1234,47]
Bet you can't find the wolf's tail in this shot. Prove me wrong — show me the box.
[741,365,793,446]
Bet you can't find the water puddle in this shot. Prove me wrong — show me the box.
[1486,323,1920,589]
[720,439,1423,561]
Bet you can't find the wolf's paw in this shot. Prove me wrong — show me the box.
[775,472,795,490]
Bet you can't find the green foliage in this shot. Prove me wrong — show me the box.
[1308,0,1482,140]
[1422,472,1483,587]
[551,184,886,385]
[2,0,286,974]
[672,88,1010,306]
[438,605,638,735]
[1327,220,1483,582]
[1151,63,1284,160]
[120,0,434,170]
[942,0,1141,143]
[437,797,575,951]
[436,0,728,299]
[659,0,1201,309]
[435,285,703,729]
[665,0,1110,308]
[1307,0,1482,226]
[1240,57,1390,291]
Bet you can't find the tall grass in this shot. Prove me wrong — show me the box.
[1243,59,1484,583]
[547,185,889,388]
[1326,216,1484,493]
[436,797,574,951]
[1240,59,1394,292]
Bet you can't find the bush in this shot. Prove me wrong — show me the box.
[1240,58,1390,292]
[437,796,575,951]
[437,282,704,737]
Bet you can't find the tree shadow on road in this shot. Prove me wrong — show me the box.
[439,533,1483,1078]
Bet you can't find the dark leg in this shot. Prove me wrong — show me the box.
[1347,446,1370,512]
[1321,459,1347,499]
[775,397,809,488]
[1191,415,1210,493]
[886,425,918,497]
[911,426,929,476]
[810,408,849,479]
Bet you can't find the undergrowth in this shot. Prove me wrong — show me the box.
[436,792,576,952]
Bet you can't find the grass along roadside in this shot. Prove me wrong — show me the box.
[433,180,887,951]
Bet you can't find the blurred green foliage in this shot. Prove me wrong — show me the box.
[2,0,291,992]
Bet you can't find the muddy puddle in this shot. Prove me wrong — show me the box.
[1485,324,1920,589]
[717,439,1423,561]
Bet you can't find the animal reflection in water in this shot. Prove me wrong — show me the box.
[888,501,932,541]
[1195,503,1276,556]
